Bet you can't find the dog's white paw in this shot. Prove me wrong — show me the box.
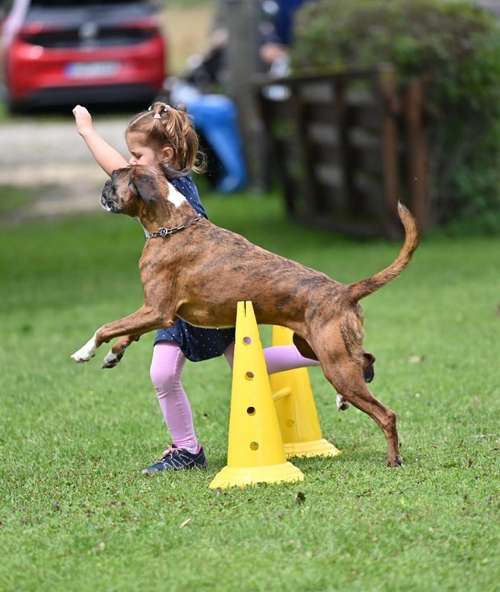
[336,394,350,411]
[71,334,97,363]
[102,350,122,369]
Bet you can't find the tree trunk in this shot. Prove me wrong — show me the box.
[222,0,268,191]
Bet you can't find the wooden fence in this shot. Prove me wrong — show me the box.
[256,68,430,239]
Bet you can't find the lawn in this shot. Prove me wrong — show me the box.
[0,194,499,591]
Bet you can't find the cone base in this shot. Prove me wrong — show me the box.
[209,462,304,490]
[284,438,342,459]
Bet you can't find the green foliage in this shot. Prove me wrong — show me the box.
[0,198,499,590]
[291,0,500,231]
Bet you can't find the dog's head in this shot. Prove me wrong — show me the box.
[100,165,167,218]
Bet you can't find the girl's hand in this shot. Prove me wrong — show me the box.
[73,105,94,136]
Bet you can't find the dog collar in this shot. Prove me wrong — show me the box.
[144,215,203,240]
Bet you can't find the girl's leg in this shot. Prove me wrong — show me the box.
[263,345,321,374]
[150,342,199,452]
[224,343,320,373]
[224,342,347,411]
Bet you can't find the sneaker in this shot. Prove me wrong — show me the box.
[142,445,207,475]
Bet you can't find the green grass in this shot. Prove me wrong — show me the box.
[0,194,499,591]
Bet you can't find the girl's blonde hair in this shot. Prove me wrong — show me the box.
[127,102,204,177]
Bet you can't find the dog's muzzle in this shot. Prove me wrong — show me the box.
[101,180,120,213]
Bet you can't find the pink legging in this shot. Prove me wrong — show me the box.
[149,342,320,452]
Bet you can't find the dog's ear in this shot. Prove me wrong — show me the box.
[130,166,163,204]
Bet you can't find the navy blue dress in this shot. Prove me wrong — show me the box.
[153,175,236,361]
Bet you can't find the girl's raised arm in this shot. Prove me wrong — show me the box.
[73,105,128,176]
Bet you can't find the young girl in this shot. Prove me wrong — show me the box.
[73,101,319,474]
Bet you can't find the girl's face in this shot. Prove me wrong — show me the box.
[126,132,159,166]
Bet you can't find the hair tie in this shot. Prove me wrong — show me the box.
[150,101,170,121]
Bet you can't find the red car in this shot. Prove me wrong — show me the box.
[2,0,166,111]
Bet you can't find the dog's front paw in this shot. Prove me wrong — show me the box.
[71,349,95,363]
[71,345,96,363]
[71,334,97,363]
[102,350,123,369]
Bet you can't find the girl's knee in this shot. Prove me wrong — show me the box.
[150,344,184,393]
[150,362,180,392]
[149,366,175,388]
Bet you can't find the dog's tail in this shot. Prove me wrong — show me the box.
[347,202,419,302]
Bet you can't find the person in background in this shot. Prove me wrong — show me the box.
[259,0,314,74]
[1,0,28,50]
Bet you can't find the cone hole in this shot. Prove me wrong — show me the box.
[243,336,252,345]
[250,441,259,451]
[245,371,254,380]
[247,406,256,415]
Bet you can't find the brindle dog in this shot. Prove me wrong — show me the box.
[71,165,419,467]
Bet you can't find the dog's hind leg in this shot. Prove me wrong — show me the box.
[336,353,376,411]
[317,348,401,467]
[336,394,350,411]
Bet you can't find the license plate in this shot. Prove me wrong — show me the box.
[66,61,119,79]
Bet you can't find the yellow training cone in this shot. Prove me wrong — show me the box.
[209,302,304,489]
[270,325,341,459]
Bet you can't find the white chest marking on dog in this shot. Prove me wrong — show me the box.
[167,183,187,207]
